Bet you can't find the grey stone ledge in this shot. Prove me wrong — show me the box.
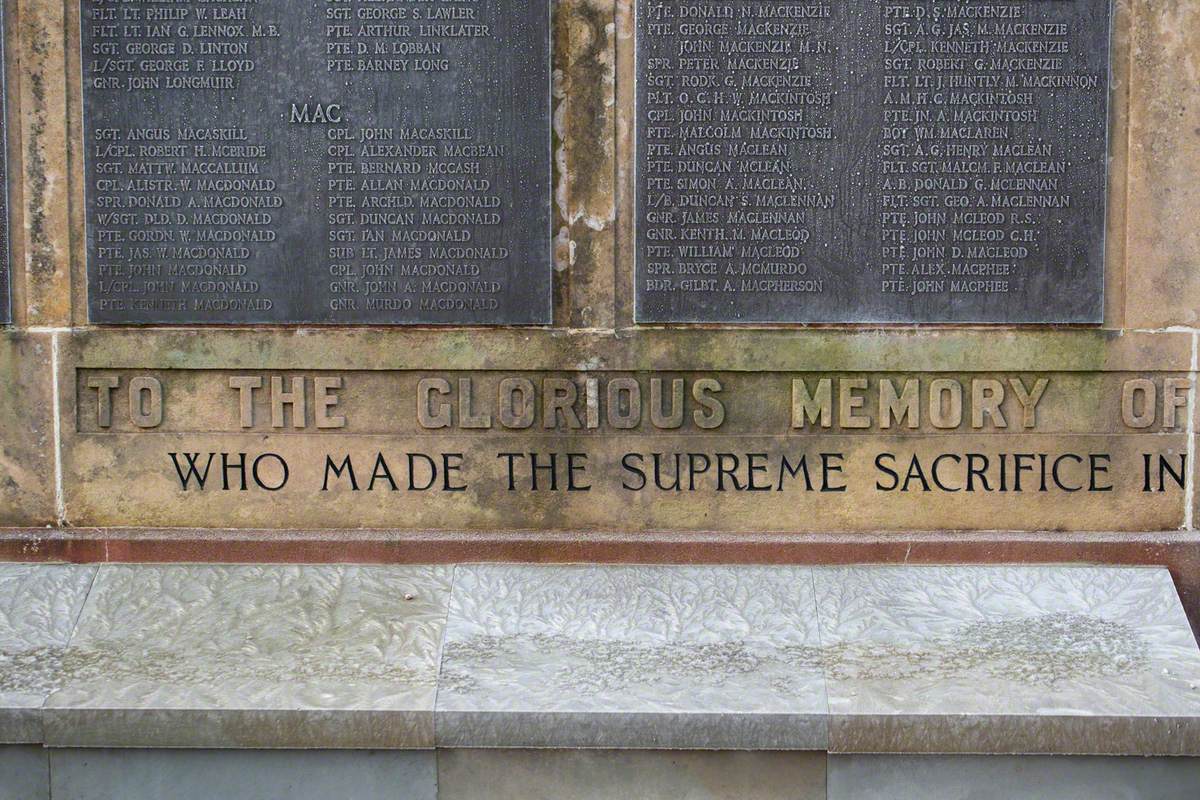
[0,565,97,744]
[814,565,1200,756]
[41,564,453,749]
[436,565,828,750]
[0,562,1197,755]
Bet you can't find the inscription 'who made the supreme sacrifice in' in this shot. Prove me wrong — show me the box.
[82,0,551,324]
[636,0,1111,324]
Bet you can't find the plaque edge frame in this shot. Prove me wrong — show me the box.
[0,0,11,327]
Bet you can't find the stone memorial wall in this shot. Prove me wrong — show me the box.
[0,0,1196,622]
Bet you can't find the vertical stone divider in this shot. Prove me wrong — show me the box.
[613,0,634,327]
[0,332,56,526]
[556,0,618,330]
[1125,0,1200,329]
[15,0,72,326]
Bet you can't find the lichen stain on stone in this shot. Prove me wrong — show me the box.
[57,645,434,689]
[1135,4,1199,179]
[0,646,66,694]
[551,0,617,326]
[826,613,1150,688]
[440,633,822,697]
[19,15,58,287]
[556,0,615,226]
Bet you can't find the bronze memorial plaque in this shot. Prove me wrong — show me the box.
[81,0,552,325]
[635,0,1112,323]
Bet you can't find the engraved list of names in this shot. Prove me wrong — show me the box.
[82,0,551,324]
[636,0,1111,323]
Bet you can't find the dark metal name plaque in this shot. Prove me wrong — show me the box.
[0,1,10,325]
[636,0,1110,324]
[82,0,551,325]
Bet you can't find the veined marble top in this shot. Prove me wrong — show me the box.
[0,562,1196,754]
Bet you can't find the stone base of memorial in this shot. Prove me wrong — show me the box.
[2,563,1199,799]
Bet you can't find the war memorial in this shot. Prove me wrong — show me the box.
[1,0,1200,796]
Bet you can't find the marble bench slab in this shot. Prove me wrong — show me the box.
[42,565,453,749]
[1,561,1199,755]
[0,565,96,743]
[814,565,1200,755]
[435,565,828,749]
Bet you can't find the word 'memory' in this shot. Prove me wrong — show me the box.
[792,377,1049,430]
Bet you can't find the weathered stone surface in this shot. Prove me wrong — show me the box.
[1125,0,1200,328]
[438,750,828,800]
[827,754,1200,800]
[62,427,1187,532]
[1,562,1199,759]
[436,565,827,749]
[0,333,56,527]
[54,328,1196,531]
[44,565,452,748]
[0,564,96,743]
[55,326,1196,375]
[555,0,618,328]
[17,0,73,326]
[815,565,1200,755]
[48,749,435,800]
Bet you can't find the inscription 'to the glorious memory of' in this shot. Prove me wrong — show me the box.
[635,0,1111,323]
[82,0,552,324]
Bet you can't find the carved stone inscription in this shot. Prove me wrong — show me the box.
[82,0,551,324]
[68,368,1191,531]
[636,0,1110,323]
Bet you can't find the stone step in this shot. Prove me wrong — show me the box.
[2,563,1200,798]
[6,747,1199,800]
